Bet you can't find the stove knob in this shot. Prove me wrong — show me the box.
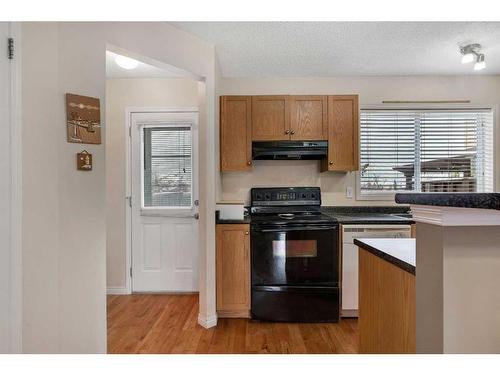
[301,193,307,199]
[265,193,271,200]
[256,193,263,200]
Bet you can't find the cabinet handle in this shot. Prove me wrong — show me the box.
[247,161,252,165]
[245,231,249,235]
[285,129,290,134]
[329,161,334,165]
[290,130,295,135]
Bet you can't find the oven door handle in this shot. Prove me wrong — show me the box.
[255,226,336,232]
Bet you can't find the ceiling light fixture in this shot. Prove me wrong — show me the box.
[474,54,486,71]
[460,43,486,71]
[461,52,474,64]
[115,55,139,70]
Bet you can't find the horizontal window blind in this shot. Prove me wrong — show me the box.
[360,109,494,196]
[143,126,192,208]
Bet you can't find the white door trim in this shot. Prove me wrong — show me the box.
[124,107,199,295]
[2,22,23,353]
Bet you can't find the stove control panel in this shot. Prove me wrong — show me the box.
[251,187,321,206]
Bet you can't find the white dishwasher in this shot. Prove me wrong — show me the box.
[341,224,411,317]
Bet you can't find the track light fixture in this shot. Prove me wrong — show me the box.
[460,43,486,71]
[474,54,486,71]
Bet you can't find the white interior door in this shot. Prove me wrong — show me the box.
[130,111,199,292]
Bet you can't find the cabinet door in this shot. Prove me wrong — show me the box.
[290,95,327,140]
[322,95,359,172]
[220,96,252,172]
[216,224,250,317]
[251,96,290,141]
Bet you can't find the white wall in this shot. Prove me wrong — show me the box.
[220,76,500,205]
[21,22,217,353]
[22,22,60,353]
[106,78,199,290]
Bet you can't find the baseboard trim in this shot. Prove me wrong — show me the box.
[198,313,218,329]
[341,309,359,318]
[107,287,129,295]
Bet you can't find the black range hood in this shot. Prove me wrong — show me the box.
[252,141,328,160]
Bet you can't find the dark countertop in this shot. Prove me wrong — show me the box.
[354,238,416,275]
[216,216,251,224]
[216,206,415,225]
[322,206,414,225]
[395,193,500,210]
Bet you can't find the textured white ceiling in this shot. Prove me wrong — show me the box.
[170,22,500,77]
[106,51,185,78]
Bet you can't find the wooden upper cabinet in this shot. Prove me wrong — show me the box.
[251,96,290,141]
[290,96,328,140]
[220,96,252,172]
[321,95,359,172]
[216,224,251,318]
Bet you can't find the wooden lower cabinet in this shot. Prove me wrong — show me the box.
[411,224,416,238]
[358,248,416,353]
[216,224,251,318]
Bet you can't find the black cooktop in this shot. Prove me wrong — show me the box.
[251,212,337,226]
[250,187,337,226]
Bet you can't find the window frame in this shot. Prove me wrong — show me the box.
[356,104,496,201]
[140,122,195,213]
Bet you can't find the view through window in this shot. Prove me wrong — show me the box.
[142,126,192,208]
[359,109,494,197]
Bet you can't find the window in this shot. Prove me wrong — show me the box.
[359,109,494,198]
[142,126,192,208]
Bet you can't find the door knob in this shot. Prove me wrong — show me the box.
[329,161,334,165]
[290,130,295,135]
[247,161,252,165]
[245,231,249,235]
[285,129,290,134]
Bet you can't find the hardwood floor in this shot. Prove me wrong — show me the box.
[107,294,359,354]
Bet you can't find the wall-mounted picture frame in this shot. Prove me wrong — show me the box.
[76,150,93,171]
[66,93,101,144]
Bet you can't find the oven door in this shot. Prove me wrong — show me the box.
[251,224,338,286]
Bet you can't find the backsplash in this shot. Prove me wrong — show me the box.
[221,159,397,206]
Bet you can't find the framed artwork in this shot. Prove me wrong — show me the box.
[76,150,93,171]
[66,93,101,144]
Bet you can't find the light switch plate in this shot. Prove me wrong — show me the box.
[346,186,353,199]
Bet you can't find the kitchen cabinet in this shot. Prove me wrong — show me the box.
[220,96,252,172]
[251,95,290,141]
[289,95,328,140]
[216,224,251,318]
[358,248,416,353]
[219,94,359,172]
[321,95,359,172]
[341,224,412,317]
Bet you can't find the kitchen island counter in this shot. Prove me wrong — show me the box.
[354,238,415,275]
[356,238,416,353]
[395,192,500,210]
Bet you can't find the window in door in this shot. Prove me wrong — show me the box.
[142,126,192,208]
[358,109,494,199]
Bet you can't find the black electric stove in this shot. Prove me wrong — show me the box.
[250,187,340,323]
